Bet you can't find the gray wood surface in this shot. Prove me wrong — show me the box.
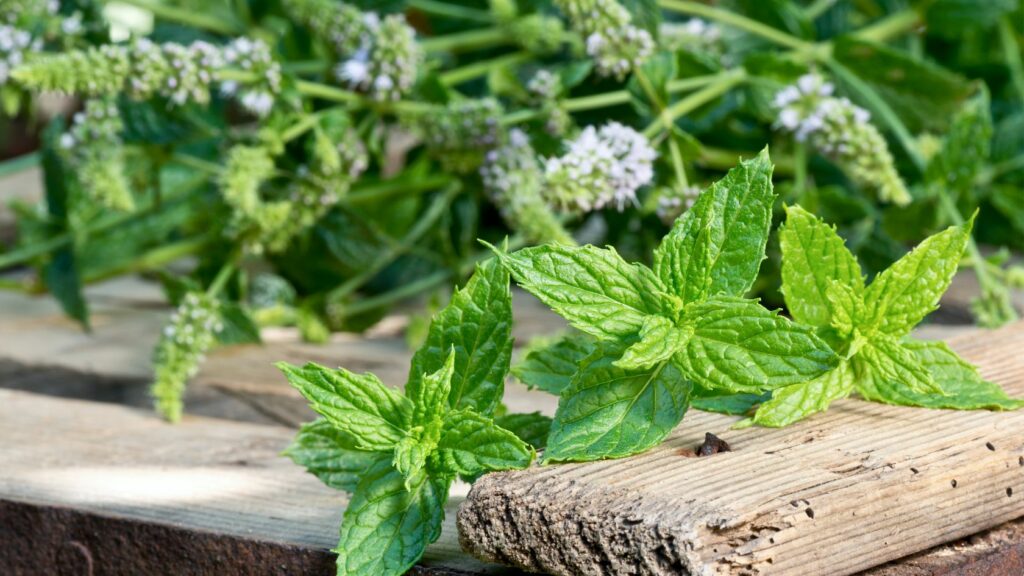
[458,321,1024,576]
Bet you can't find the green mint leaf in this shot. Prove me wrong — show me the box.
[407,258,513,416]
[512,333,596,395]
[825,280,865,338]
[883,340,1024,410]
[335,458,449,576]
[277,362,412,451]
[615,315,688,370]
[779,205,864,328]
[925,87,992,197]
[855,336,943,401]
[677,295,838,393]
[494,412,553,449]
[433,409,535,477]
[410,349,455,426]
[284,419,387,493]
[751,361,855,427]
[690,386,769,416]
[489,242,669,341]
[863,220,971,337]
[544,342,691,463]
[392,429,433,492]
[653,149,774,304]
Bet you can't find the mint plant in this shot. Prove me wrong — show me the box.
[282,259,534,576]
[745,205,1024,428]
[494,151,838,462]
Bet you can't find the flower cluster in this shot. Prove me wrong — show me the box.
[414,98,503,173]
[481,129,573,245]
[219,145,286,254]
[528,70,571,136]
[282,0,369,55]
[221,37,281,117]
[555,0,653,79]
[14,37,280,113]
[151,292,223,422]
[0,23,40,85]
[660,19,723,57]
[285,117,368,230]
[543,121,657,211]
[774,73,910,206]
[60,98,133,212]
[336,13,421,102]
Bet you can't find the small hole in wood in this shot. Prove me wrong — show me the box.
[986,442,996,451]
[790,500,799,507]
[1008,487,1014,497]
[951,479,958,488]
[766,558,774,564]
[805,508,815,519]
[769,538,775,544]
[910,467,919,474]
[1019,456,1023,467]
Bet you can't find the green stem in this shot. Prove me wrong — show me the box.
[0,152,40,178]
[109,0,241,35]
[999,16,1024,108]
[282,60,329,75]
[206,258,236,297]
[407,0,493,23]
[329,184,460,302]
[499,109,544,126]
[440,51,531,86]
[658,0,816,51]
[635,68,689,188]
[805,0,839,20]
[420,27,511,53]
[793,141,807,198]
[86,236,208,283]
[280,113,322,143]
[851,9,920,43]
[293,79,363,105]
[344,174,454,205]
[643,70,746,139]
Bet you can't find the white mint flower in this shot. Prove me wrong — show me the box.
[556,0,652,79]
[773,72,909,206]
[543,121,657,212]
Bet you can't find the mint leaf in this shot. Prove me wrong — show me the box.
[890,340,1024,410]
[407,259,513,416]
[278,362,412,451]
[752,361,855,427]
[677,295,838,393]
[433,409,535,477]
[410,350,454,425]
[615,315,687,370]
[863,221,971,337]
[284,419,386,492]
[392,430,432,491]
[335,459,450,576]
[544,342,691,463]
[690,385,769,416]
[825,280,864,337]
[925,87,992,198]
[653,149,774,304]
[779,205,864,328]
[490,243,669,340]
[855,336,943,400]
[512,333,595,395]
[494,412,553,449]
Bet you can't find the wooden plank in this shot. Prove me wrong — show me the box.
[0,389,523,575]
[457,321,1024,576]
[0,276,563,425]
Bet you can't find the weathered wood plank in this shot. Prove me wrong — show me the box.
[0,389,523,575]
[457,321,1024,576]
[0,276,563,425]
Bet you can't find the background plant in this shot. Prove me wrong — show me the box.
[0,0,1021,422]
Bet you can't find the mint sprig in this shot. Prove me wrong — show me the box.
[747,205,1024,428]
[282,259,534,576]
[493,150,838,462]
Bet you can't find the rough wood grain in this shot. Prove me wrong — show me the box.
[0,276,563,425]
[0,389,524,575]
[457,321,1024,576]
